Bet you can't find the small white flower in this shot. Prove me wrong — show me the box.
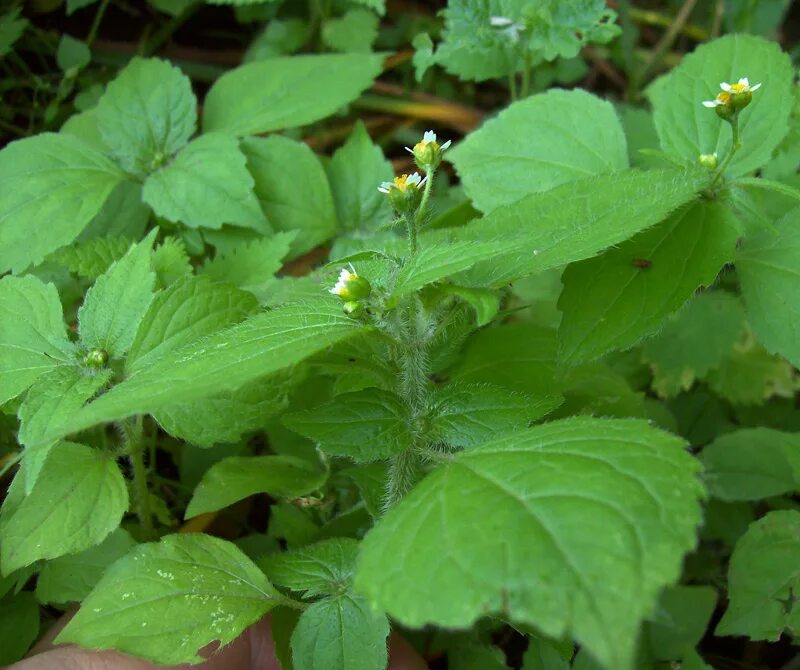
[720,77,762,94]
[489,15,524,42]
[702,96,728,108]
[329,266,357,296]
[404,131,452,157]
[377,172,425,193]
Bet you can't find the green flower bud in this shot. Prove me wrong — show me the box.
[83,348,108,368]
[406,130,452,171]
[698,153,718,169]
[730,89,752,110]
[342,301,364,318]
[329,267,371,302]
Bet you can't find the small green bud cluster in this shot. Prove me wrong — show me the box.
[83,348,108,368]
[698,153,718,169]
[702,77,761,121]
[329,265,371,318]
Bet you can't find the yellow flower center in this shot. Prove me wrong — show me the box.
[393,174,412,191]
[717,91,732,104]
[730,82,747,93]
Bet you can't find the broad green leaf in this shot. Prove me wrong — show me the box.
[261,537,358,598]
[699,428,800,501]
[647,34,793,177]
[245,19,310,61]
[57,533,280,664]
[0,591,39,665]
[356,417,704,670]
[79,178,150,240]
[642,291,745,397]
[283,388,409,462]
[127,275,257,373]
[738,207,800,368]
[151,236,192,288]
[52,235,133,280]
[450,641,509,670]
[522,639,571,670]
[328,121,393,233]
[18,366,111,493]
[0,133,125,273]
[203,54,384,136]
[243,136,337,257]
[291,594,389,670]
[78,232,157,358]
[155,375,291,447]
[200,232,295,296]
[36,301,365,443]
[439,285,500,327]
[0,8,28,58]
[56,34,90,71]
[449,89,628,213]
[96,57,197,176]
[35,528,137,605]
[341,463,388,519]
[646,586,717,661]
[439,168,708,288]
[186,455,326,518]
[558,200,740,364]
[0,441,127,574]
[428,383,550,448]
[143,133,269,231]
[322,8,379,53]
[0,275,75,405]
[716,510,800,640]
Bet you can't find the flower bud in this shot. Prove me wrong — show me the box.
[329,267,371,302]
[698,153,718,169]
[378,173,424,214]
[703,77,761,118]
[406,130,452,171]
[342,301,364,318]
[83,348,108,368]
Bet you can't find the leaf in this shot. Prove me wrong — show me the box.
[0,591,39,665]
[737,207,800,368]
[96,57,197,176]
[143,133,269,231]
[127,275,257,373]
[0,8,28,58]
[647,34,793,177]
[36,301,365,443]
[17,366,112,492]
[328,121,393,233]
[78,232,157,359]
[699,428,800,501]
[439,285,501,327]
[0,275,76,405]
[151,236,192,288]
[428,383,549,448]
[186,455,327,518]
[356,417,705,670]
[35,528,137,605]
[52,236,133,280]
[200,232,295,295]
[56,34,90,71]
[322,8,379,53]
[203,54,384,136]
[646,586,717,661]
[436,168,708,288]
[557,200,740,365]
[245,19,310,61]
[716,510,800,640]
[0,441,128,574]
[290,594,389,670]
[522,639,571,670]
[261,537,359,598]
[56,533,280,665]
[0,133,125,273]
[642,291,745,398]
[243,136,338,257]
[283,389,410,462]
[448,89,628,213]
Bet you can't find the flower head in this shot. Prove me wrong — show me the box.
[703,77,761,117]
[329,265,371,302]
[720,77,761,95]
[378,172,424,194]
[378,172,425,213]
[405,131,452,171]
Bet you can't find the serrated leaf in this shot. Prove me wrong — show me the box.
[716,510,800,640]
[322,8,379,53]
[96,57,197,176]
[35,528,137,605]
[328,121,393,233]
[699,428,800,501]
[449,89,628,213]
[642,291,745,398]
[127,275,258,373]
[558,200,740,365]
[35,301,365,443]
[18,366,111,493]
[356,417,704,670]
[647,34,793,177]
[291,593,389,670]
[737,207,800,368]
[243,136,337,258]
[203,54,384,136]
[646,585,717,661]
[261,537,358,598]
[151,236,192,288]
[186,455,326,518]
[200,232,295,295]
[0,441,127,575]
[0,591,39,665]
[78,232,157,358]
[52,236,133,280]
[439,285,501,327]
[0,133,125,273]
[143,133,269,231]
[0,275,76,405]
[284,388,410,462]
[56,533,280,664]
[80,179,150,241]
[428,383,549,448]
[435,168,708,288]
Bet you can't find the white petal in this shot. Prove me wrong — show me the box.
[440,139,452,151]
[750,82,762,91]
[720,82,732,92]
[404,146,414,154]
[490,16,513,27]
[702,100,719,108]
[739,77,750,87]
[407,173,422,186]
[423,130,437,143]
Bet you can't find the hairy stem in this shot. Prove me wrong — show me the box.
[127,416,155,540]
[712,116,741,186]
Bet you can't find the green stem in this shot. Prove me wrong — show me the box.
[0,452,22,480]
[143,3,199,56]
[404,212,417,255]
[415,168,435,227]
[520,48,532,98]
[86,0,110,48]
[127,416,155,540]
[508,69,518,102]
[711,116,740,186]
